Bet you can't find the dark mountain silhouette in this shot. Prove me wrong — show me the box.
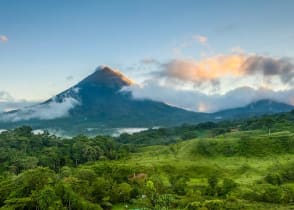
[0,66,207,134]
[212,99,294,120]
[0,66,293,135]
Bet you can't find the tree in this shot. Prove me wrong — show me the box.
[76,168,96,185]
[14,126,33,137]
[116,182,133,202]
[34,185,58,210]
[221,178,237,196]
[90,177,113,203]
[207,174,219,196]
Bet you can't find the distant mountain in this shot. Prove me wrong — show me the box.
[212,99,294,120]
[0,66,293,136]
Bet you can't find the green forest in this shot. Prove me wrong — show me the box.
[0,110,294,210]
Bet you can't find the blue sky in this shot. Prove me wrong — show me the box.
[0,0,294,105]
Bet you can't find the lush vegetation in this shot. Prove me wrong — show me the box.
[0,110,293,209]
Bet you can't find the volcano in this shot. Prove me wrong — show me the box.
[59,66,206,126]
[0,66,292,135]
[0,66,206,134]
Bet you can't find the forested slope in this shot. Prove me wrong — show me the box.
[0,110,293,209]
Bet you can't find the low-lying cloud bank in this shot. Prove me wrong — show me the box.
[0,87,81,122]
[0,96,79,122]
[0,91,14,102]
[0,91,38,113]
[127,53,294,112]
[124,82,294,113]
[0,101,38,113]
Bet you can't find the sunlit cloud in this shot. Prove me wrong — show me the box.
[156,54,294,89]
[161,55,246,82]
[0,35,8,43]
[129,52,294,111]
[230,46,244,54]
[172,34,209,57]
[192,35,208,45]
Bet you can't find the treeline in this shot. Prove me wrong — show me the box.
[193,133,294,157]
[243,160,294,204]
[117,110,294,146]
[0,126,134,174]
[117,122,231,145]
[2,160,294,209]
[0,110,293,209]
[0,164,241,210]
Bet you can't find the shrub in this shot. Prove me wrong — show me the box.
[220,178,237,196]
[186,201,202,210]
[203,199,224,210]
[265,172,283,185]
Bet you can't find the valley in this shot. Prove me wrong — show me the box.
[2,1,294,209]
[0,111,293,209]
[0,66,292,137]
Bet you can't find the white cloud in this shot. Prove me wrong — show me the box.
[141,54,294,94]
[124,81,294,113]
[0,35,8,43]
[0,91,40,113]
[0,96,80,122]
[0,91,13,102]
[192,35,208,45]
[0,101,37,113]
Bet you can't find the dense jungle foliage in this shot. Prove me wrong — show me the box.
[0,110,293,209]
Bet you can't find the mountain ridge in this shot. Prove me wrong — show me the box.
[212,99,294,120]
[0,66,293,135]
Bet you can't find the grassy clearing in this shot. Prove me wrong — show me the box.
[1,115,294,209]
[84,129,294,209]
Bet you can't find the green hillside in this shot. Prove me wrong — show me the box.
[0,110,294,209]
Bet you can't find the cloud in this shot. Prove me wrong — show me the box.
[0,35,8,43]
[161,55,246,84]
[124,82,294,112]
[0,96,80,122]
[0,101,38,113]
[230,46,244,54]
[141,58,160,65]
[0,91,39,113]
[0,87,81,122]
[156,54,294,87]
[192,35,208,45]
[241,56,294,84]
[126,53,294,112]
[171,34,209,57]
[0,91,14,102]
[0,84,82,122]
[66,75,74,81]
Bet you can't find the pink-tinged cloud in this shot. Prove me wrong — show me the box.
[192,35,208,44]
[160,54,294,85]
[0,35,8,43]
[162,55,247,82]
